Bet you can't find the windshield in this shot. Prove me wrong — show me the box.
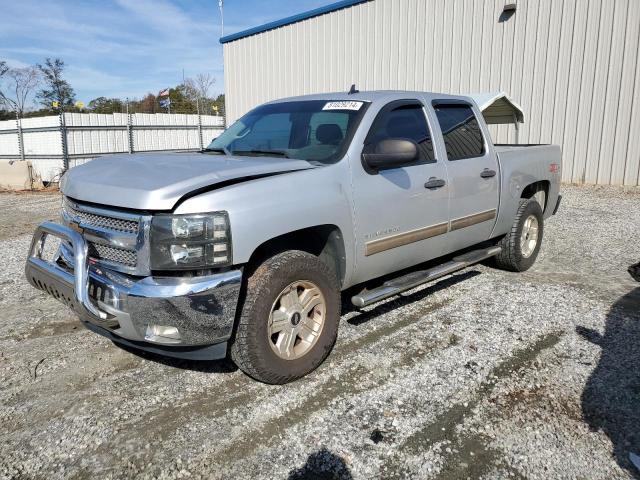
[206,100,369,164]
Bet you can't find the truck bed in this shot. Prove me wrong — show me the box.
[491,143,562,238]
[494,143,552,152]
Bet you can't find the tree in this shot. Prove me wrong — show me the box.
[184,73,216,101]
[87,96,124,114]
[36,58,75,109]
[0,61,7,119]
[0,65,41,117]
[133,93,157,114]
[167,84,197,113]
[212,94,225,116]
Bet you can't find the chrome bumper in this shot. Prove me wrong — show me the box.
[25,222,242,360]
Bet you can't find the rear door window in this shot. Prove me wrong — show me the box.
[433,104,485,160]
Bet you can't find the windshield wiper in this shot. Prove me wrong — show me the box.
[202,147,231,155]
[232,149,289,158]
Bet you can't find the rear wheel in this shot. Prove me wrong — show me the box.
[230,250,340,384]
[494,199,544,272]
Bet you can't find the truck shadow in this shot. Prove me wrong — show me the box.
[576,287,640,478]
[115,342,238,373]
[342,270,481,326]
[287,447,353,480]
[114,269,482,374]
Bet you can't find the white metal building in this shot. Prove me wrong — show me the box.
[221,0,640,186]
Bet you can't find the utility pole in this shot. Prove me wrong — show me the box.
[219,0,224,36]
[219,0,225,128]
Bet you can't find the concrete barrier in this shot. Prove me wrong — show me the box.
[0,160,43,190]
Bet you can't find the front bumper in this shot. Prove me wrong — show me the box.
[25,222,242,360]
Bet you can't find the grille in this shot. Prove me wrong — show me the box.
[63,198,139,234]
[88,242,137,267]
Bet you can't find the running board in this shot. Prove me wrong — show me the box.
[351,246,501,308]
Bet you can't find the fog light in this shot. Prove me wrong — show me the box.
[145,324,181,343]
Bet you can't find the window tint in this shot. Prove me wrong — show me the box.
[308,111,349,147]
[208,100,368,164]
[365,104,435,163]
[433,104,485,160]
[233,113,291,151]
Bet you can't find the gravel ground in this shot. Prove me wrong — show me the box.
[1,185,639,479]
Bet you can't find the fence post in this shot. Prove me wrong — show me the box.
[59,110,69,171]
[15,111,25,162]
[197,98,204,151]
[126,101,133,154]
[222,103,227,129]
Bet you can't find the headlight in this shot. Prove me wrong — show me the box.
[149,212,231,270]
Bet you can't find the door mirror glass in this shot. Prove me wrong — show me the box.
[362,138,418,171]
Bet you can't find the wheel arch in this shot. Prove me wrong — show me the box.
[245,225,347,288]
[520,180,550,212]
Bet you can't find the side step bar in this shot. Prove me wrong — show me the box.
[351,246,501,308]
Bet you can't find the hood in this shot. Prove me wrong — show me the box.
[61,152,316,210]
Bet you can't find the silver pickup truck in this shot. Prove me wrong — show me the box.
[26,90,561,384]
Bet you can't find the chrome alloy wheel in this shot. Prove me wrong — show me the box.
[520,214,539,258]
[268,281,326,360]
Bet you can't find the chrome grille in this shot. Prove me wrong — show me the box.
[62,197,149,275]
[88,242,137,267]
[62,198,139,234]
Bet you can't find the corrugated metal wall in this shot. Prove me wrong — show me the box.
[223,0,640,185]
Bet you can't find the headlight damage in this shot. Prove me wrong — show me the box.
[150,212,231,270]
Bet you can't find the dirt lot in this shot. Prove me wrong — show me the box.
[1,186,639,479]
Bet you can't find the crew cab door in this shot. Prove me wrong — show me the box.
[350,99,450,284]
[430,100,499,253]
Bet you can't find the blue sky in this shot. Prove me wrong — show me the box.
[0,0,332,105]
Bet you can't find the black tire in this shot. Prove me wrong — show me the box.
[494,198,544,272]
[230,250,340,384]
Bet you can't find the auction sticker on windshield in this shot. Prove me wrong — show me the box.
[322,101,363,111]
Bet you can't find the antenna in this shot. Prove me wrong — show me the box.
[348,84,359,95]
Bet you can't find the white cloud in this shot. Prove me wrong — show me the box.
[0,0,330,102]
[2,57,31,69]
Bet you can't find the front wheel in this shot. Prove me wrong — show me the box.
[230,250,340,384]
[494,199,544,272]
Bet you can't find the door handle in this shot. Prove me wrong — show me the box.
[480,168,496,178]
[424,177,446,189]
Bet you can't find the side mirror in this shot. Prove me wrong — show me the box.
[362,138,418,171]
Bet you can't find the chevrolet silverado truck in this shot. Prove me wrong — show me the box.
[26,90,561,384]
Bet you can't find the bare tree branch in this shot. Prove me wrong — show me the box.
[184,73,216,101]
[0,66,41,116]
